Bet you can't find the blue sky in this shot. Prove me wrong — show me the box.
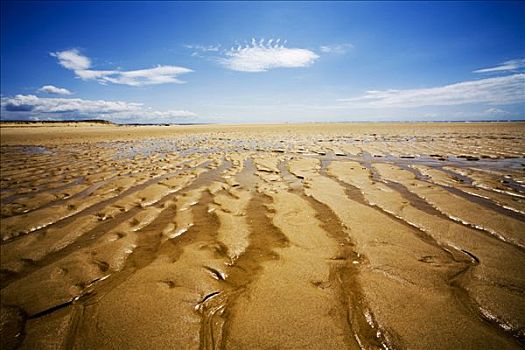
[1,1,524,123]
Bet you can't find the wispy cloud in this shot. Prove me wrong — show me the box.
[50,49,90,70]
[1,94,195,123]
[78,66,193,86]
[340,74,525,108]
[38,85,73,95]
[319,43,354,54]
[184,44,221,52]
[421,108,514,119]
[184,44,221,57]
[51,49,193,86]
[220,38,319,72]
[137,109,197,120]
[474,58,525,73]
[479,107,512,117]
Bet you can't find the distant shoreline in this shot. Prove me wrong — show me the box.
[0,119,524,128]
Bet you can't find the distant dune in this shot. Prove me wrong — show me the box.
[0,119,114,128]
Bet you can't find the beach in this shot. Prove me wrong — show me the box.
[1,122,524,349]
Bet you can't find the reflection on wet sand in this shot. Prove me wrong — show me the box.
[1,122,524,349]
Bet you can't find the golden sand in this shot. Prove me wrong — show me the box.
[0,122,524,349]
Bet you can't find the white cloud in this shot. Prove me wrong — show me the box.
[319,43,354,54]
[474,58,525,73]
[0,95,195,123]
[340,74,525,108]
[38,85,73,95]
[51,49,193,86]
[2,94,141,114]
[221,38,319,72]
[50,49,91,70]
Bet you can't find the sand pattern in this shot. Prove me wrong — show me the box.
[0,122,524,349]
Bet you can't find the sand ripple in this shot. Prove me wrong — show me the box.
[1,122,524,349]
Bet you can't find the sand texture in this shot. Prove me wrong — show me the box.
[1,122,524,349]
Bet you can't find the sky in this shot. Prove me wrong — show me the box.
[1,1,524,123]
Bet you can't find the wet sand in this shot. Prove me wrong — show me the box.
[1,122,524,349]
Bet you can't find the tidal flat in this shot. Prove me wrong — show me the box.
[1,122,524,349]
